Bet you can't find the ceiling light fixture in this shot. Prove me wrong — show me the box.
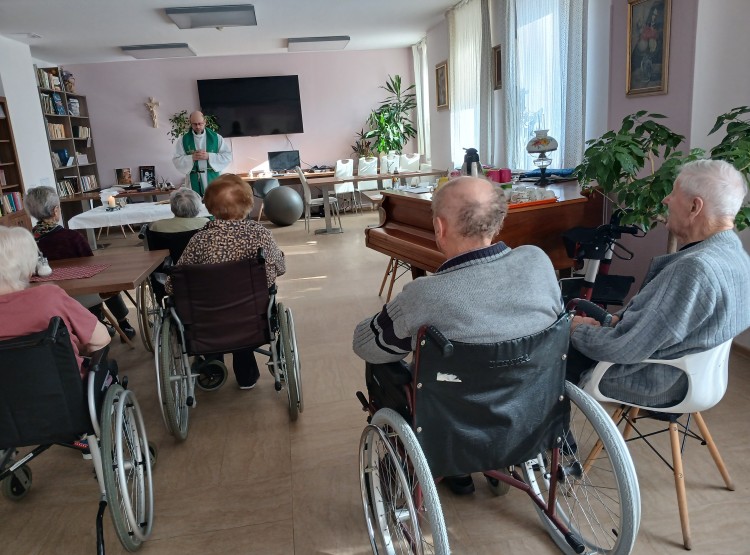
[287,36,351,52]
[166,5,257,29]
[120,43,196,59]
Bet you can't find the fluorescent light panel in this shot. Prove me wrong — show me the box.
[287,36,350,52]
[166,5,257,29]
[121,43,196,59]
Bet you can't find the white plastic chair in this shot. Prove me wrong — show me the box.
[419,163,433,183]
[295,166,342,233]
[333,159,355,212]
[583,340,734,550]
[399,153,420,186]
[355,157,379,211]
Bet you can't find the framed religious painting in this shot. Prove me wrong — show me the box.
[626,0,672,96]
[115,167,132,185]
[139,165,156,187]
[435,61,449,111]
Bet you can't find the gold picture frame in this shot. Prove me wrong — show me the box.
[626,0,671,96]
[435,60,449,111]
[493,45,502,90]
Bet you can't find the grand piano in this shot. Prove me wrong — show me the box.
[365,182,604,277]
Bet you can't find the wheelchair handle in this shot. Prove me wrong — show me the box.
[425,326,454,358]
[566,298,613,327]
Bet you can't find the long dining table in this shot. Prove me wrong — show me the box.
[305,169,447,234]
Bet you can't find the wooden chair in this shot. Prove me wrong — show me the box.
[378,257,411,303]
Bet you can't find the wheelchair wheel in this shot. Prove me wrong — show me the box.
[101,384,154,552]
[1,465,32,501]
[278,303,302,421]
[136,280,157,353]
[194,358,228,392]
[159,316,190,441]
[359,408,449,555]
[521,381,640,555]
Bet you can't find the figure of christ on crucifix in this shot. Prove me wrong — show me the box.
[145,97,159,128]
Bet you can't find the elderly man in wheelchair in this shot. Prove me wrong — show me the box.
[353,177,641,554]
[152,175,302,442]
[0,226,154,552]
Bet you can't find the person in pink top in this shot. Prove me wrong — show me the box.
[0,226,111,378]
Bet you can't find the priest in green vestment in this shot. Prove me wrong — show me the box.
[172,111,233,196]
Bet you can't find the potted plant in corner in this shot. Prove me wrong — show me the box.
[574,111,704,253]
[364,75,417,155]
[167,109,219,143]
[351,129,374,159]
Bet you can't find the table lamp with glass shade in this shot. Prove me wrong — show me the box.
[526,130,558,186]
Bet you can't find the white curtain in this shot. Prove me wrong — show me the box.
[502,0,585,170]
[447,0,493,168]
[412,38,431,161]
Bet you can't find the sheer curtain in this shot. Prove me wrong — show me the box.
[447,0,493,168]
[503,0,585,170]
[412,38,431,161]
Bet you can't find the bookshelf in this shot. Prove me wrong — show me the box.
[36,66,101,206]
[0,96,30,230]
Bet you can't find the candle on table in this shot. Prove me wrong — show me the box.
[108,195,117,207]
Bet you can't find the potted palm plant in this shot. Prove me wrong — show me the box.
[364,75,417,155]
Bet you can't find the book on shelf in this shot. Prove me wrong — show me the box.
[0,193,21,214]
[0,169,5,186]
[80,174,98,191]
[40,93,55,114]
[72,125,91,138]
[53,148,69,166]
[52,93,66,115]
[56,178,78,197]
[47,122,66,139]
[37,68,61,91]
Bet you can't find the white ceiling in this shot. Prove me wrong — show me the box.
[0,0,455,65]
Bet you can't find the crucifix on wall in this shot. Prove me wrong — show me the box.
[145,97,160,128]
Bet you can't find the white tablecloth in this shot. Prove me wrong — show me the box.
[68,202,209,230]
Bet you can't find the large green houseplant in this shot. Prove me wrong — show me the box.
[575,109,750,253]
[167,110,219,143]
[364,75,417,154]
[708,105,750,228]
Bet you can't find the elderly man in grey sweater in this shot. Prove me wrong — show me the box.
[353,176,562,494]
[570,159,750,407]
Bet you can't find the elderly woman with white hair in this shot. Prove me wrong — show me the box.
[149,187,208,233]
[0,226,110,379]
[25,186,138,340]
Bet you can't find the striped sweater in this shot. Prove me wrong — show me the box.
[572,230,750,407]
[353,243,562,364]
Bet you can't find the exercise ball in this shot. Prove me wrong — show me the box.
[263,186,304,226]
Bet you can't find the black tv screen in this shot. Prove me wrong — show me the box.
[197,75,304,137]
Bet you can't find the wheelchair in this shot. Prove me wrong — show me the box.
[154,251,302,441]
[356,313,641,554]
[137,224,202,352]
[0,317,154,553]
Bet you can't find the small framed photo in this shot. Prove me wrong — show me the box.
[435,61,449,111]
[115,167,132,185]
[626,0,671,96]
[493,45,502,90]
[139,165,156,186]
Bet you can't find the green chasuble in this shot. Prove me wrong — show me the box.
[182,128,220,195]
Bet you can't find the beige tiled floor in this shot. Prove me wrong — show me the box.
[2,211,749,554]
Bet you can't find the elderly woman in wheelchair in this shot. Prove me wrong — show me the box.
[153,174,301,441]
[0,226,154,552]
[352,178,640,554]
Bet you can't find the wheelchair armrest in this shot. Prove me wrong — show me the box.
[152,271,168,286]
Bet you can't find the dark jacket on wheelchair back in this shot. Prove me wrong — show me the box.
[169,257,271,356]
[413,314,570,478]
[0,318,113,448]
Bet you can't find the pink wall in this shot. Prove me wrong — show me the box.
[607,0,699,288]
[67,49,414,187]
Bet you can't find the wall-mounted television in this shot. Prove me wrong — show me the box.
[197,75,304,138]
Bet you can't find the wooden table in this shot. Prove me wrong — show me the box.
[305,170,447,235]
[38,250,169,296]
[241,171,335,184]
